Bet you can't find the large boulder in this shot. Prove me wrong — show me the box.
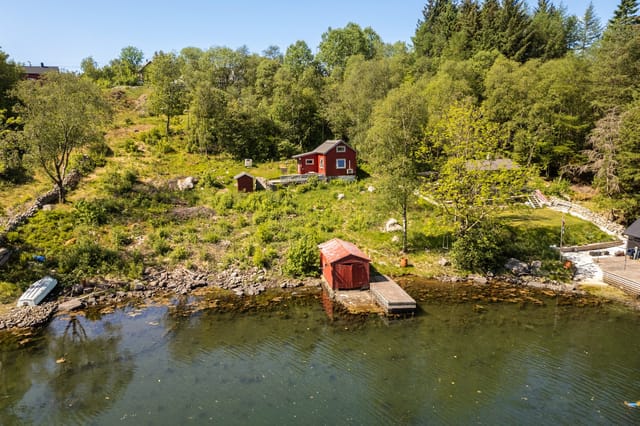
[177,176,197,191]
[505,258,530,276]
[384,218,403,232]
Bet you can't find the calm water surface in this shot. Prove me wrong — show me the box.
[1,291,639,425]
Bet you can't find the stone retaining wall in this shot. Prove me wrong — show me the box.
[548,196,625,237]
[0,170,82,240]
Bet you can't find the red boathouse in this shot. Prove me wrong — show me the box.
[319,238,370,290]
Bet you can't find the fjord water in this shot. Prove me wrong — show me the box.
[1,293,639,425]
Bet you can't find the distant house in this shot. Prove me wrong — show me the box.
[293,140,357,178]
[465,158,519,171]
[23,63,59,80]
[624,218,640,250]
[319,238,370,290]
[234,172,254,192]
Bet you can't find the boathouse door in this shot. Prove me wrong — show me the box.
[334,262,369,290]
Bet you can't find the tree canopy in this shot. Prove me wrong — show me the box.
[12,73,111,202]
[3,0,640,223]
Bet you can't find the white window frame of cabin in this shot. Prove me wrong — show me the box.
[336,158,347,169]
[336,145,346,153]
[320,158,325,169]
[305,158,314,165]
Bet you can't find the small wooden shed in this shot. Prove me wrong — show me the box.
[319,238,370,290]
[624,218,640,250]
[234,172,254,192]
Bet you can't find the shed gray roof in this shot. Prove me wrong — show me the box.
[624,218,640,238]
[23,65,60,75]
[292,139,354,158]
[465,158,519,171]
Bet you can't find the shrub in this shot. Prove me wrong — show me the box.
[200,172,227,189]
[124,138,140,153]
[110,228,132,248]
[202,230,220,244]
[150,228,171,255]
[213,192,235,212]
[138,127,163,145]
[450,223,510,273]
[253,246,278,268]
[124,249,144,279]
[169,245,189,262]
[283,235,319,277]
[152,239,171,255]
[56,239,121,275]
[102,169,137,195]
[74,199,108,225]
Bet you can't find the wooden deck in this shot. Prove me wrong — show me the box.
[370,275,417,313]
[321,275,416,315]
[595,256,640,296]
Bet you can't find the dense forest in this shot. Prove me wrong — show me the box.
[1,0,640,225]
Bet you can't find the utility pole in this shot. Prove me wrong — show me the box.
[559,212,565,260]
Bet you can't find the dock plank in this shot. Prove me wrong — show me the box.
[370,275,416,313]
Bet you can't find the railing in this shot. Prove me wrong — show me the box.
[603,271,640,296]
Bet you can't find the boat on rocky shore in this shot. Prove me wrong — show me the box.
[16,276,57,307]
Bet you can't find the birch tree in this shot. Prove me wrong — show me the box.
[364,82,428,253]
[13,73,111,202]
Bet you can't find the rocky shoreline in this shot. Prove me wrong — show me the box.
[0,266,322,331]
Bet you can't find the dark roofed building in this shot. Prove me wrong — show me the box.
[293,139,357,178]
[465,158,519,171]
[624,218,640,250]
[23,64,60,80]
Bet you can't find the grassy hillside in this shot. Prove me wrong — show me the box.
[0,88,614,300]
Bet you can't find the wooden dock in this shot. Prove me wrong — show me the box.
[596,256,640,296]
[321,274,416,315]
[370,275,417,313]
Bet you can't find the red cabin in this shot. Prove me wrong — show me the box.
[234,172,254,192]
[293,140,357,178]
[319,238,370,290]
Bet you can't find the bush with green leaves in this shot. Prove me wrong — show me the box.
[200,172,228,189]
[138,127,163,145]
[74,199,108,225]
[450,223,510,273]
[56,239,121,276]
[101,169,137,195]
[283,236,319,277]
[123,138,140,153]
[253,246,278,268]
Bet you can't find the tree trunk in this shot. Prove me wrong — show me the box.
[165,114,171,138]
[402,202,408,254]
[57,181,66,204]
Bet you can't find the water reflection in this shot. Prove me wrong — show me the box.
[0,291,639,425]
[0,314,135,425]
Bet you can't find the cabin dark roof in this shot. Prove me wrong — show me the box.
[23,65,60,75]
[465,158,519,171]
[318,238,370,264]
[624,218,640,238]
[292,140,353,158]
